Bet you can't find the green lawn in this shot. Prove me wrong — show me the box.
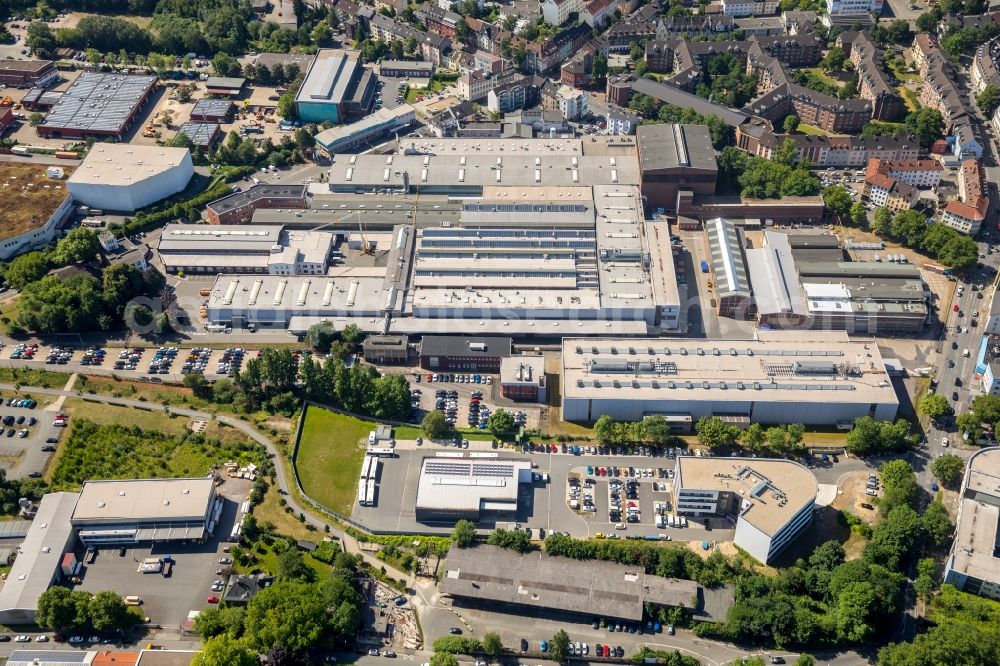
[803,67,845,87]
[294,406,370,515]
[899,86,920,112]
[797,123,833,136]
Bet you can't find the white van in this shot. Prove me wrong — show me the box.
[963,348,971,357]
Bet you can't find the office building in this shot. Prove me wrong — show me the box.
[294,50,376,123]
[204,184,308,225]
[560,331,899,425]
[66,145,193,212]
[0,59,58,88]
[944,448,1000,600]
[414,458,531,522]
[825,0,882,18]
[675,457,817,563]
[156,224,334,275]
[420,336,512,373]
[440,544,728,621]
[500,356,547,402]
[362,335,410,364]
[37,73,157,139]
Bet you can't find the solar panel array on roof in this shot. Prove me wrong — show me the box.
[8,650,90,665]
[40,72,156,134]
[177,122,219,147]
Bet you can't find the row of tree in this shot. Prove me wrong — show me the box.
[717,143,820,199]
[869,208,979,271]
[36,587,141,635]
[626,97,734,149]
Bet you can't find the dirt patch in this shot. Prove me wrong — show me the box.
[0,163,75,242]
[685,539,739,559]
[831,472,879,524]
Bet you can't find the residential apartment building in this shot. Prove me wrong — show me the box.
[826,0,883,18]
[607,106,642,135]
[863,169,918,214]
[837,31,902,120]
[540,0,621,27]
[952,123,984,160]
[458,70,494,101]
[526,23,592,74]
[941,160,989,235]
[557,85,588,120]
[606,15,734,52]
[944,448,1000,601]
[369,14,451,64]
[419,5,461,39]
[721,0,779,16]
[867,159,943,188]
[971,37,1000,96]
[912,33,969,131]
[736,120,920,166]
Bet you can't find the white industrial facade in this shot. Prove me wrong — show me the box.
[675,457,817,563]
[67,145,194,212]
[561,331,899,425]
[944,448,1000,600]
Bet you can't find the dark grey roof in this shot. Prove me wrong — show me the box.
[637,123,718,173]
[207,184,308,215]
[39,72,156,134]
[176,122,220,147]
[626,76,748,127]
[440,544,717,622]
[420,336,512,358]
[190,98,234,118]
[205,76,246,90]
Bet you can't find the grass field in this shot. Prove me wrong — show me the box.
[797,123,834,136]
[294,406,369,515]
[0,366,72,388]
[59,398,252,444]
[899,86,920,112]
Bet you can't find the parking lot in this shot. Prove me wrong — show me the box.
[349,447,738,542]
[75,477,249,628]
[0,384,67,480]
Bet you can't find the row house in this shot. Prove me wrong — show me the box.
[561,48,595,88]
[951,122,983,160]
[911,33,969,131]
[837,31,902,120]
[418,5,461,40]
[526,23,592,74]
[866,158,943,188]
[458,68,523,101]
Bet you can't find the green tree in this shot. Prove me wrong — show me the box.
[2,251,49,290]
[877,619,1000,665]
[823,185,853,221]
[212,52,241,77]
[742,423,765,450]
[194,606,246,640]
[455,18,469,43]
[452,519,477,548]
[28,111,44,126]
[835,581,876,641]
[930,454,964,485]
[88,590,137,632]
[430,653,460,666]
[872,207,893,236]
[821,46,846,71]
[864,504,923,570]
[36,587,90,634]
[482,632,504,657]
[591,53,608,82]
[849,202,867,226]
[594,414,615,444]
[305,322,337,352]
[794,655,817,666]
[783,114,800,133]
[695,416,739,450]
[977,84,1000,114]
[52,228,100,266]
[276,547,315,582]
[938,234,979,270]
[903,108,945,148]
[422,410,450,440]
[879,459,919,513]
[242,581,330,652]
[891,209,929,246]
[922,499,953,547]
[194,635,258,666]
[370,373,412,420]
[550,629,571,664]
[17,274,106,334]
[486,409,515,438]
[919,393,952,421]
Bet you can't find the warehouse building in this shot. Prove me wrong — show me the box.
[675,457,817,564]
[0,59,58,88]
[314,104,416,154]
[0,492,80,624]
[66,145,193,212]
[204,184,308,225]
[500,356,547,402]
[204,76,246,97]
[294,50,376,123]
[414,458,531,522]
[70,478,217,545]
[156,224,334,275]
[705,217,754,319]
[748,232,929,334]
[944,447,1000,600]
[37,73,157,139]
[420,336,512,373]
[175,122,221,151]
[560,331,899,425]
[189,98,235,123]
[636,123,718,210]
[441,544,730,622]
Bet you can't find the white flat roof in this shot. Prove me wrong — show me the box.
[949,448,1000,585]
[71,478,214,523]
[68,145,190,187]
[415,457,531,512]
[562,331,897,405]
